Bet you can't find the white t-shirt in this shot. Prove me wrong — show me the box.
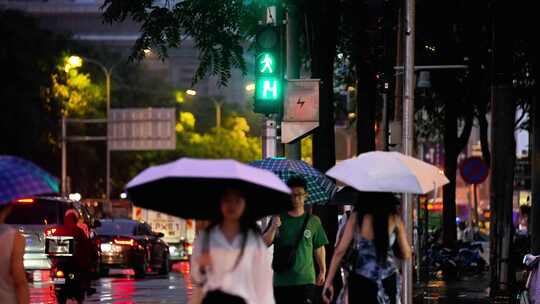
[191,226,275,304]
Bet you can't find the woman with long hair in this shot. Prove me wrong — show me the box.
[190,188,274,304]
[322,193,411,304]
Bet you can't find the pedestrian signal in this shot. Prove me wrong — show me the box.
[254,25,282,114]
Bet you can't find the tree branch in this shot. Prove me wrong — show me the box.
[456,109,474,153]
[478,112,491,167]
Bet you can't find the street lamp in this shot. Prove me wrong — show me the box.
[245,83,255,92]
[64,55,115,200]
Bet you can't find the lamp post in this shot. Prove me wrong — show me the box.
[66,56,114,199]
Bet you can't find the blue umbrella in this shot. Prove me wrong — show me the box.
[250,157,337,205]
[0,156,59,205]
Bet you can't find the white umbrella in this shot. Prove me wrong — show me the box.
[126,158,292,220]
[326,151,449,194]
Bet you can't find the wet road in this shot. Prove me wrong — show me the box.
[31,262,490,304]
[414,273,490,304]
[30,263,192,304]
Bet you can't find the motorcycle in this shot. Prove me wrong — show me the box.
[517,254,540,304]
[423,239,487,280]
[45,235,87,304]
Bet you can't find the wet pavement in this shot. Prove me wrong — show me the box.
[30,262,192,304]
[414,273,491,304]
[30,262,491,304]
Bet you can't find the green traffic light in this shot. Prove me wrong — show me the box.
[258,52,275,74]
[254,25,282,114]
[256,77,281,100]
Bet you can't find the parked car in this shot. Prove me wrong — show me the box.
[5,196,98,272]
[96,219,170,277]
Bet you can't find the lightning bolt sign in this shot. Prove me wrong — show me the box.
[297,98,305,108]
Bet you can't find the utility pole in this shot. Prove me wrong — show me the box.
[285,2,301,160]
[402,0,416,303]
[105,68,111,200]
[532,95,540,255]
[260,6,279,159]
[61,116,67,196]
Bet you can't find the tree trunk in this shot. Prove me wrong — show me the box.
[478,110,491,167]
[308,0,337,173]
[305,0,339,290]
[348,0,378,154]
[355,63,377,154]
[442,99,458,248]
[489,85,516,295]
[532,74,540,256]
[442,96,473,248]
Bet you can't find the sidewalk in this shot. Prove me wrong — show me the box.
[413,273,490,304]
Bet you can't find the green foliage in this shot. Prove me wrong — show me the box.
[301,135,313,165]
[102,0,266,86]
[47,57,105,118]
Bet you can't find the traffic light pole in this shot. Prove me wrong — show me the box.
[402,0,416,302]
[285,3,301,160]
[262,117,278,158]
[258,6,281,159]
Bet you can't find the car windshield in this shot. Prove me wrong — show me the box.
[96,221,137,236]
[5,199,66,225]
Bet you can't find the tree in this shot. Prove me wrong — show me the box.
[48,56,105,118]
[414,0,492,248]
[102,0,263,86]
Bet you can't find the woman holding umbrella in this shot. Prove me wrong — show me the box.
[189,188,275,304]
[322,193,411,304]
[126,158,293,304]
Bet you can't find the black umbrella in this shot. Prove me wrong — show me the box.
[126,158,293,220]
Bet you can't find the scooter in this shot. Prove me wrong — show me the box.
[517,254,540,304]
[46,235,87,304]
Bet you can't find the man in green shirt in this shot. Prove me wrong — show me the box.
[263,176,329,304]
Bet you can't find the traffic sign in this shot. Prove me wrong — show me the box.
[459,156,489,185]
[281,79,320,143]
[283,79,319,122]
[109,108,176,151]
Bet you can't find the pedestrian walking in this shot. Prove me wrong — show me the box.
[263,176,329,304]
[322,193,411,304]
[190,188,274,304]
[0,203,29,304]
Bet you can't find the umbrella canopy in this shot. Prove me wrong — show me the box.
[0,156,60,205]
[250,157,337,205]
[126,158,292,220]
[326,151,449,194]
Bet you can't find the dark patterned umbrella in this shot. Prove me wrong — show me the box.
[250,157,337,205]
[0,156,59,205]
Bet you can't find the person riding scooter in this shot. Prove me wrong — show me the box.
[54,210,96,297]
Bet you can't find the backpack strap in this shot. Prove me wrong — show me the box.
[231,231,248,271]
[293,214,310,250]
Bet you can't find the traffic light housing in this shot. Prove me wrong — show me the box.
[254,25,283,114]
